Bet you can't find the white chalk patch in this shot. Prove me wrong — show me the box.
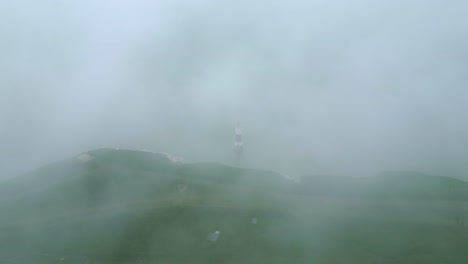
[282,174,301,183]
[159,152,184,163]
[77,153,93,163]
[251,217,258,224]
[137,149,184,164]
[207,230,220,242]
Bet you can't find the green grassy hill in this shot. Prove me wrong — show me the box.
[1,149,467,263]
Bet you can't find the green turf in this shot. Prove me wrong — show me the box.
[0,149,467,263]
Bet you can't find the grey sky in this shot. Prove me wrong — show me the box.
[1,0,468,179]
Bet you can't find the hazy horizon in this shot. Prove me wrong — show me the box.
[1,0,468,179]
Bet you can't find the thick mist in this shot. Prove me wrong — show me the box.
[1,0,468,179]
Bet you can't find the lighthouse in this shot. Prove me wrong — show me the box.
[234,122,244,164]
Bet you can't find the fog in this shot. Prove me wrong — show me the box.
[1,0,468,179]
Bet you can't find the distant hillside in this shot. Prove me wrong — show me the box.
[299,170,468,200]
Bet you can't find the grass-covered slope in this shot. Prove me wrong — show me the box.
[0,149,467,264]
[299,171,468,200]
[0,149,293,229]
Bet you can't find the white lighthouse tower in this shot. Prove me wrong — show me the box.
[233,122,244,164]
